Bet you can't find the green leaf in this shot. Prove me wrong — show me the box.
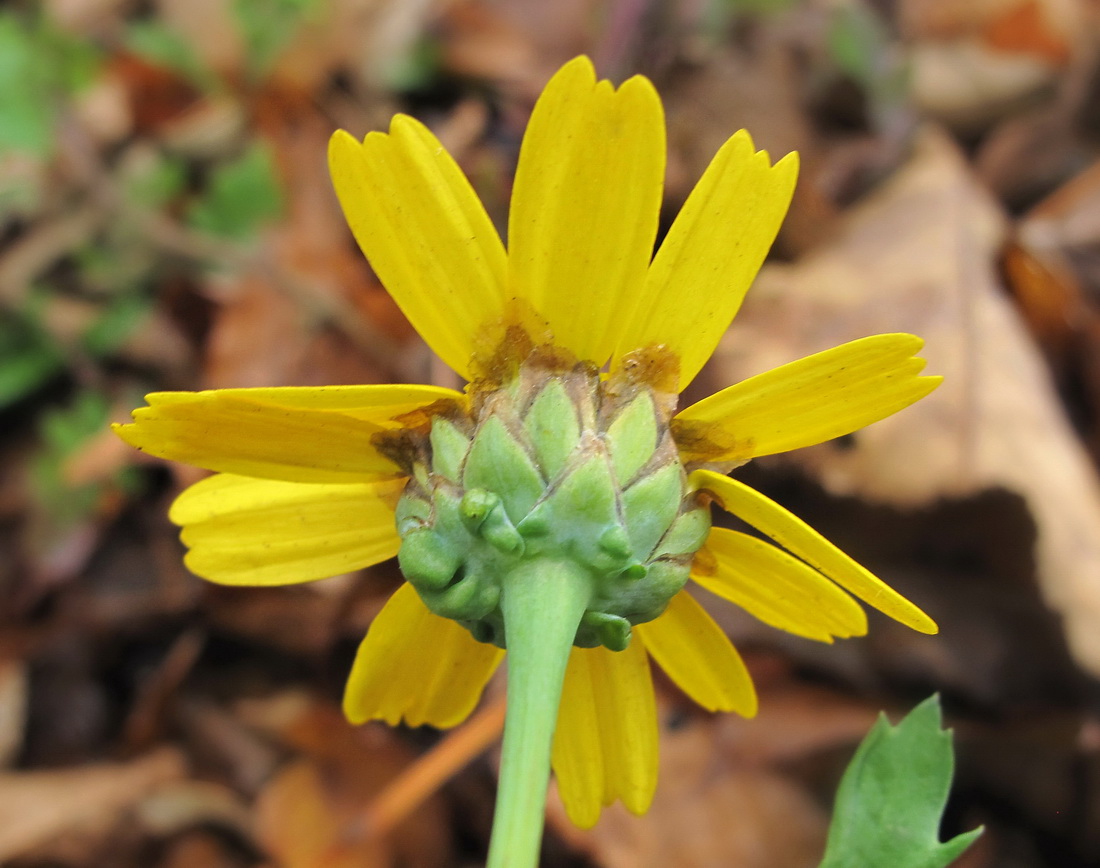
[187,143,283,240]
[0,12,102,156]
[123,153,187,209]
[827,2,889,86]
[819,695,982,868]
[125,21,218,91]
[0,313,64,407]
[233,0,316,79]
[31,390,120,529]
[81,291,153,357]
[713,0,800,14]
[0,15,57,155]
[825,2,910,129]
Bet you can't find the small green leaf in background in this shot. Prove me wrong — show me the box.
[0,14,60,155]
[123,152,188,210]
[381,36,442,93]
[32,390,111,528]
[716,0,800,13]
[125,21,219,92]
[825,1,910,130]
[826,1,889,87]
[81,291,153,358]
[187,142,283,240]
[233,0,317,79]
[0,312,65,409]
[0,11,101,157]
[819,695,982,868]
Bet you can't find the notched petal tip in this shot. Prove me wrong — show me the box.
[725,127,801,175]
[550,54,597,88]
[508,53,665,370]
[328,126,361,150]
[111,421,138,445]
[611,124,798,389]
[327,128,364,181]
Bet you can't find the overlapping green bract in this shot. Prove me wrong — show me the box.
[819,695,982,868]
[394,359,710,650]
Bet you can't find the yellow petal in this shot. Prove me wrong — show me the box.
[343,582,504,728]
[114,384,462,483]
[674,334,942,463]
[329,121,508,379]
[691,470,938,634]
[551,642,658,828]
[507,56,665,367]
[148,383,464,417]
[635,590,757,715]
[169,473,405,585]
[613,131,797,390]
[692,528,868,642]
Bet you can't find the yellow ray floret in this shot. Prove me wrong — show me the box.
[329,119,508,380]
[692,470,938,633]
[635,589,757,715]
[343,582,505,728]
[114,384,461,484]
[169,474,404,585]
[692,527,868,642]
[611,130,798,390]
[507,56,665,369]
[674,334,942,463]
[551,642,658,828]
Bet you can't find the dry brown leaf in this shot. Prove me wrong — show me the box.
[254,703,451,868]
[713,125,1100,675]
[0,746,186,861]
[1012,155,1100,468]
[902,0,1083,129]
[0,660,27,768]
[707,684,880,768]
[134,779,252,838]
[1001,240,1084,362]
[900,0,1082,50]
[257,760,383,868]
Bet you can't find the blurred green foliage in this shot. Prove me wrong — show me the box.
[31,389,142,530]
[827,2,910,129]
[233,0,318,79]
[0,5,288,417]
[187,143,284,239]
[125,20,220,91]
[0,309,65,408]
[0,11,100,156]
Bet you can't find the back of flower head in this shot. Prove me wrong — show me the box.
[115,55,941,868]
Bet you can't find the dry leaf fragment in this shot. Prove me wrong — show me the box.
[254,702,451,868]
[902,0,1083,129]
[0,747,186,861]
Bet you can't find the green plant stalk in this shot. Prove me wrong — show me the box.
[486,558,591,868]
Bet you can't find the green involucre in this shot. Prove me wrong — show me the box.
[394,358,709,650]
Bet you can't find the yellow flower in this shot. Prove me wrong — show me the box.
[114,56,939,836]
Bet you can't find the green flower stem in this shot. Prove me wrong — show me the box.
[486,558,591,868]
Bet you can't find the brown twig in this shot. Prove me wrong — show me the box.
[334,694,506,856]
